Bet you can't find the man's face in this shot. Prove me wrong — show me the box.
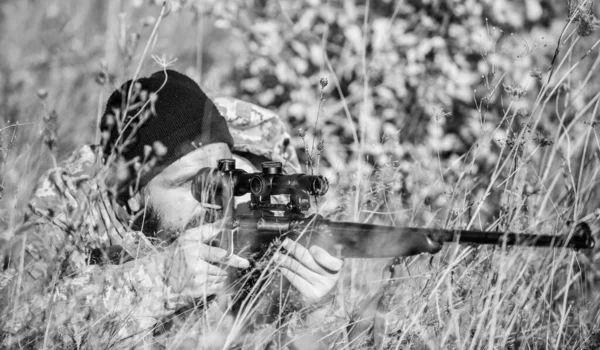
[141,142,232,237]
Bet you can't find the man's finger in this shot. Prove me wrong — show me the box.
[193,274,228,287]
[200,245,250,269]
[194,261,228,276]
[279,268,319,302]
[179,276,228,298]
[181,220,225,243]
[164,255,227,276]
[170,273,227,294]
[281,238,329,275]
[273,252,318,283]
[309,245,344,273]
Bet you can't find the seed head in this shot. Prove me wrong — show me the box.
[143,144,152,159]
[104,114,115,128]
[133,82,142,95]
[577,13,597,37]
[570,5,599,37]
[153,141,167,157]
[316,140,324,151]
[529,66,542,81]
[42,110,58,153]
[116,161,130,183]
[128,197,141,212]
[298,128,306,138]
[96,71,107,85]
[149,92,158,104]
[515,108,530,119]
[524,184,536,196]
[503,82,527,101]
[319,77,328,89]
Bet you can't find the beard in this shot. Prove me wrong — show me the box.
[130,203,168,241]
[131,202,218,244]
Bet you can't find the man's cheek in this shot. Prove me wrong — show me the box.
[161,200,199,230]
[174,205,200,228]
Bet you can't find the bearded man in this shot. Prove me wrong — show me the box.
[0,69,343,349]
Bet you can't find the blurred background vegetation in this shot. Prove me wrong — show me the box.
[2,0,600,348]
[1,0,598,232]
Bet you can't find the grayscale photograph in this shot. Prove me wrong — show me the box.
[0,0,599,349]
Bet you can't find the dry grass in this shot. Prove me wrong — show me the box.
[1,0,600,349]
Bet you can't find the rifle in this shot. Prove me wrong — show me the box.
[190,159,595,346]
[191,159,595,261]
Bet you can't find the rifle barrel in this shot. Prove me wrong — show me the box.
[235,216,594,259]
[441,224,594,250]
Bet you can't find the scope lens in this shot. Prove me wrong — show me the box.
[311,179,321,192]
[250,176,264,195]
[311,177,328,195]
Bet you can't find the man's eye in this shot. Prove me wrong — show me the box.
[180,180,193,188]
[170,179,192,188]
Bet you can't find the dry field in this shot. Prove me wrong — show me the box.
[1,0,600,349]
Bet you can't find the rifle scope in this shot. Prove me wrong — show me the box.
[249,161,328,197]
[191,160,329,205]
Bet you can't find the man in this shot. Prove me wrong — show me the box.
[0,69,343,348]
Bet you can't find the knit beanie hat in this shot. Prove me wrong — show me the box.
[100,69,233,202]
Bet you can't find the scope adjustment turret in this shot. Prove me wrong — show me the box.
[262,161,283,175]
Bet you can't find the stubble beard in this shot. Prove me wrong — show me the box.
[133,202,212,244]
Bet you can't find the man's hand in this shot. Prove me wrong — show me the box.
[274,238,344,303]
[165,221,250,299]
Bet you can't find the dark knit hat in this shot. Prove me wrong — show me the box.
[100,69,233,200]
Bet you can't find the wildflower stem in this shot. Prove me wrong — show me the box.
[126,1,169,107]
[310,87,325,175]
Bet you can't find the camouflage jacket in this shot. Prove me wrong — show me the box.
[0,97,303,349]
